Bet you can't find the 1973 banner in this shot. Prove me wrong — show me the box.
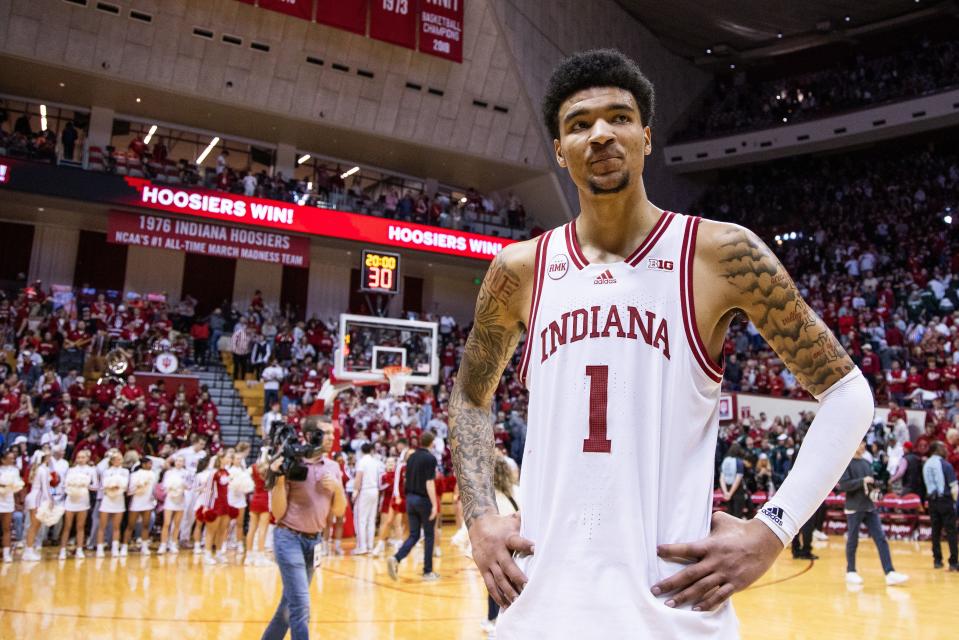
[107,211,311,268]
[370,0,417,49]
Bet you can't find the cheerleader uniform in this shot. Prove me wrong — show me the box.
[0,465,21,514]
[226,465,248,517]
[249,466,270,514]
[99,467,130,514]
[0,464,21,563]
[25,464,53,511]
[162,468,188,512]
[210,469,233,518]
[380,470,396,515]
[64,465,96,512]
[128,469,157,512]
[193,469,214,520]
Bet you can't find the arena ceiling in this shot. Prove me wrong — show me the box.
[0,55,545,194]
[616,0,956,63]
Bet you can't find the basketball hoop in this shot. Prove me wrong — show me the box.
[383,365,413,396]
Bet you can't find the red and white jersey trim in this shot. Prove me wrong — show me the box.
[518,229,552,386]
[680,216,725,382]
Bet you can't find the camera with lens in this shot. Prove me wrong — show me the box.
[266,420,323,485]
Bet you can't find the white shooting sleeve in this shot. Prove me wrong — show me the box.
[754,368,874,545]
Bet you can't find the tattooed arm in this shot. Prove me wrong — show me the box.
[695,221,854,394]
[652,220,873,612]
[450,240,536,606]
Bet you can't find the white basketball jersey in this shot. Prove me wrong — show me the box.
[497,212,739,639]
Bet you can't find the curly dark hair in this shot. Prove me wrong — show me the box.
[541,49,655,140]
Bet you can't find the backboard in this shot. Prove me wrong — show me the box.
[334,314,440,386]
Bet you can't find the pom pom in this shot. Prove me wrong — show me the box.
[228,468,255,495]
[0,469,24,496]
[131,469,155,496]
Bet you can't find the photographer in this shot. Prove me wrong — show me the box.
[262,416,346,640]
[837,440,908,586]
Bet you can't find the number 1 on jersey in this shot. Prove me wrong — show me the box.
[583,365,611,453]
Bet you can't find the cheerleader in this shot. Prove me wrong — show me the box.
[191,455,213,555]
[226,444,254,555]
[23,447,54,561]
[158,455,188,554]
[58,449,96,559]
[198,451,232,565]
[372,457,402,556]
[96,451,130,557]
[0,449,25,562]
[244,450,272,566]
[123,457,157,555]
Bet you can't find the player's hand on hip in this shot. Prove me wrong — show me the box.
[650,511,783,612]
[468,512,534,608]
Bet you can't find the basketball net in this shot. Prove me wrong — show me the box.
[383,365,413,397]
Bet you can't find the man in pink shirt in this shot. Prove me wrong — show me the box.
[263,417,346,640]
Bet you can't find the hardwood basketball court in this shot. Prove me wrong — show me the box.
[0,537,954,639]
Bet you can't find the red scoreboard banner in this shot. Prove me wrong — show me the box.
[370,0,417,50]
[258,0,313,21]
[107,210,311,268]
[315,0,367,34]
[118,178,511,261]
[419,0,463,62]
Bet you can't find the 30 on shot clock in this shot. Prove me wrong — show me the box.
[361,249,401,294]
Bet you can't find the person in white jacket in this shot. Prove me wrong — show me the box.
[123,457,157,556]
[96,452,130,557]
[158,455,188,554]
[58,449,97,559]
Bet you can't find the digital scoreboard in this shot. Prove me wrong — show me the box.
[360,249,401,294]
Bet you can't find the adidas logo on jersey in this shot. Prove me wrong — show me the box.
[646,258,674,272]
[593,269,616,285]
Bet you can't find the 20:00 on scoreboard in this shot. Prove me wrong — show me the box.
[361,249,401,294]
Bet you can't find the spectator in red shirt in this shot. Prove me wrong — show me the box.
[119,375,144,406]
[886,361,908,406]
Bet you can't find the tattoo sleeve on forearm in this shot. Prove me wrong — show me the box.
[450,254,523,527]
[717,227,854,396]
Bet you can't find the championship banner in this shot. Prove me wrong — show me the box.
[419,0,463,62]
[315,0,367,34]
[258,0,314,20]
[107,210,311,268]
[235,0,255,4]
[119,178,512,261]
[370,0,417,50]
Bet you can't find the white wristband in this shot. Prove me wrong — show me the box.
[753,368,874,546]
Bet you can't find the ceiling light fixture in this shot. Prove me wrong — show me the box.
[297,154,311,165]
[196,136,221,165]
[143,124,158,145]
[705,47,712,54]
[39,104,48,131]
[844,15,851,22]
[340,166,360,179]
[58,82,65,87]
[729,63,736,69]
[777,32,783,39]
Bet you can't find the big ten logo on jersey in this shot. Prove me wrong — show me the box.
[548,254,569,280]
[382,0,409,14]
[646,257,674,272]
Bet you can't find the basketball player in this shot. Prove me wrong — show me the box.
[449,49,875,638]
